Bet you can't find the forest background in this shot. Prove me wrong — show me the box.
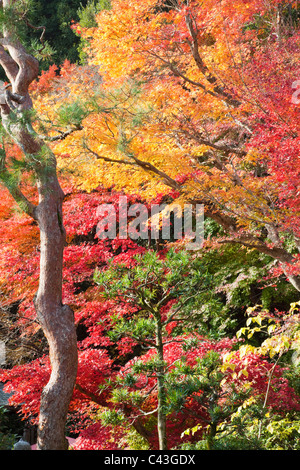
[0,0,300,451]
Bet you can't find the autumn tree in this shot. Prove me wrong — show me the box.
[0,0,78,449]
[51,0,300,292]
[0,186,299,450]
[0,0,300,452]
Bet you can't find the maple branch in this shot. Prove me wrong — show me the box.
[148,49,223,102]
[84,144,181,191]
[218,235,295,263]
[145,11,240,107]
[178,128,246,157]
[86,139,240,236]
[206,208,237,232]
[128,152,181,190]
[184,11,240,108]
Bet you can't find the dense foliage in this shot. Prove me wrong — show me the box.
[0,0,300,451]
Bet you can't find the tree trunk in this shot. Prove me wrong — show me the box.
[155,317,167,451]
[206,422,217,450]
[0,0,78,449]
[34,169,78,450]
[1,116,78,449]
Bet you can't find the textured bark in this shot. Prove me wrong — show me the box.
[0,0,78,450]
[33,168,78,450]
